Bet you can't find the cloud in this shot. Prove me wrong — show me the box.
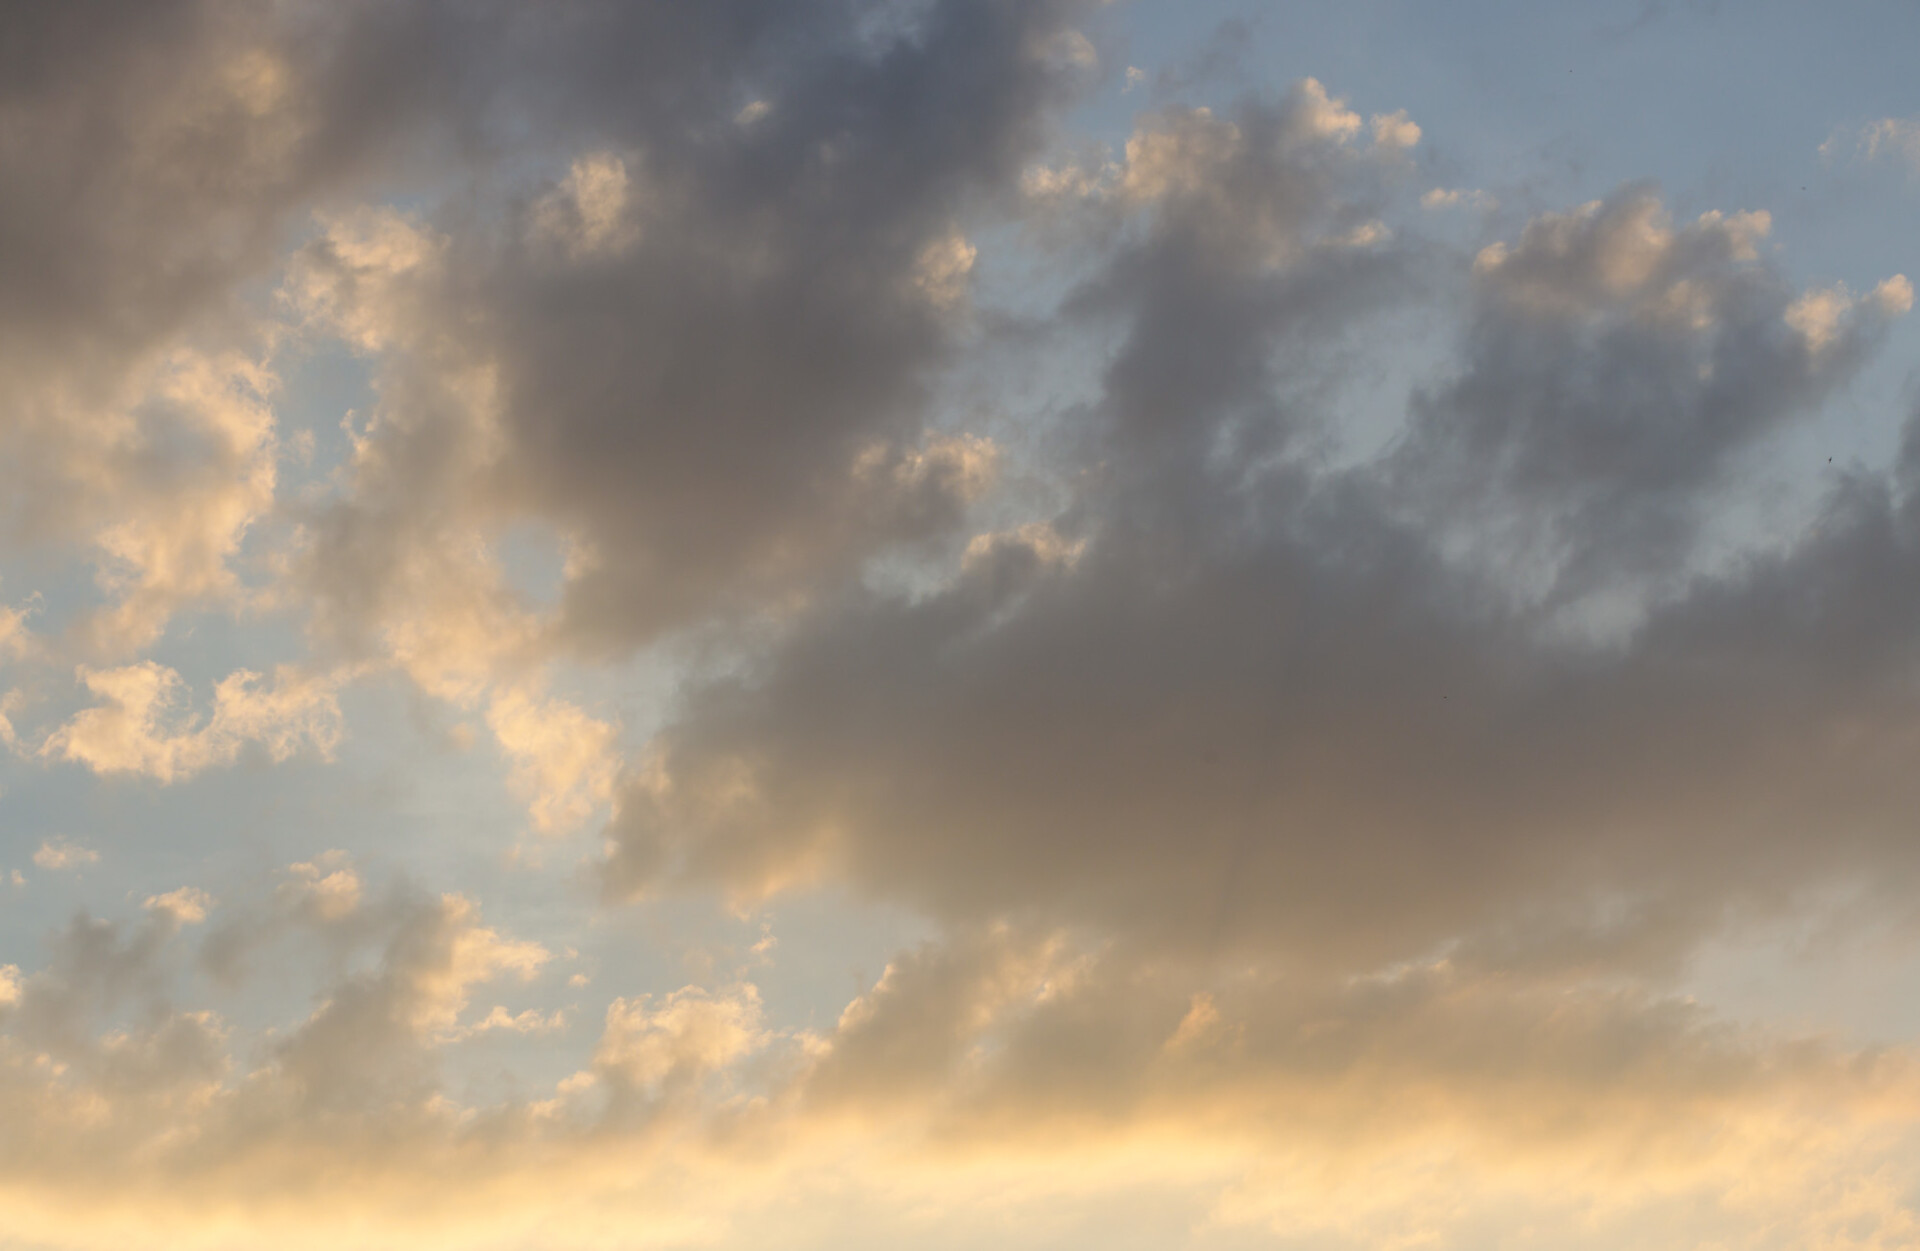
[4,2,1920,1245]
[0,874,555,1223]
[1824,116,1920,171]
[911,230,980,310]
[595,984,771,1106]
[601,146,1920,996]
[77,351,284,653]
[530,152,643,261]
[0,0,487,660]
[264,887,551,1110]
[279,851,363,922]
[484,687,620,835]
[248,0,1091,841]
[40,661,341,782]
[1394,189,1903,611]
[1420,186,1496,211]
[1294,77,1364,143]
[142,888,214,926]
[2,917,1920,1250]
[285,0,1095,670]
[1369,109,1421,152]
[32,839,100,872]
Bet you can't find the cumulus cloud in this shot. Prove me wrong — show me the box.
[142,888,214,926]
[530,152,643,261]
[602,132,1920,1002]
[32,839,100,873]
[279,851,363,922]
[242,1,1092,841]
[485,687,619,835]
[78,351,284,653]
[286,0,1092,671]
[0,871,564,1220]
[1369,108,1421,152]
[594,984,771,1106]
[0,0,483,663]
[40,661,341,782]
[262,886,551,1109]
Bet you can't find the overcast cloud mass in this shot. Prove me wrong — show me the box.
[4,2,1920,1248]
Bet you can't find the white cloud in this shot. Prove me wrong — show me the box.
[280,851,363,921]
[412,895,551,1039]
[448,1005,569,1041]
[283,207,445,352]
[1786,274,1912,354]
[485,687,619,835]
[143,887,215,925]
[1293,77,1363,143]
[31,838,99,872]
[595,984,768,1095]
[0,592,38,663]
[1121,107,1242,203]
[911,230,978,310]
[1370,109,1421,152]
[83,351,283,653]
[532,152,641,259]
[40,662,341,783]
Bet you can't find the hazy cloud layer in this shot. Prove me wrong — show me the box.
[5,909,1920,1249]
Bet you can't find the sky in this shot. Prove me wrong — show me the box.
[3,2,1920,1247]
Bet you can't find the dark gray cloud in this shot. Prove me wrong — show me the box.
[0,0,464,397]
[294,0,1098,664]
[601,90,1920,980]
[0,0,515,655]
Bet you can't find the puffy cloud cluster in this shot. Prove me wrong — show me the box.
[33,840,101,873]
[0,858,560,1210]
[602,94,1919,996]
[39,661,341,783]
[285,0,1080,665]
[0,0,478,659]
[1398,191,1907,610]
